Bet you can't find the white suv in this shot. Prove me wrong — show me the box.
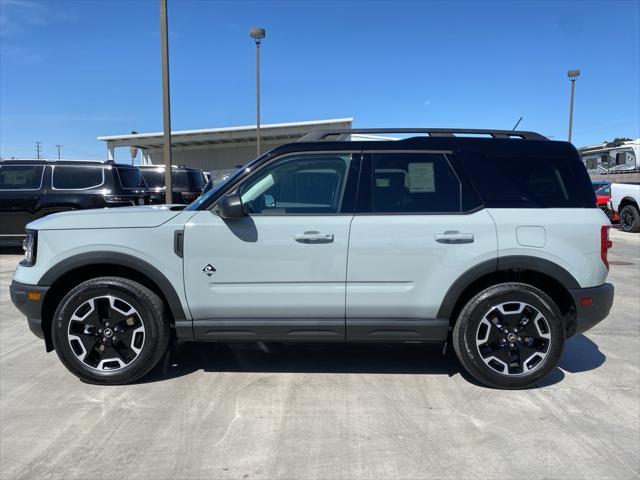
[10,129,614,389]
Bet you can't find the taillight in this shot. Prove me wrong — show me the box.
[601,225,612,270]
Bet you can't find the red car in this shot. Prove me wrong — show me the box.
[595,185,619,222]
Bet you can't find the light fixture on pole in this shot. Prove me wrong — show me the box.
[567,69,580,143]
[250,27,266,157]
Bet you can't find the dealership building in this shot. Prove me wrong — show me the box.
[97,118,353,172]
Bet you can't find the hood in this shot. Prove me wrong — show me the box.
[28,205,185,231]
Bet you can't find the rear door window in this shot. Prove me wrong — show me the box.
[0,165,44,190]
[52,166,104,190]
[369,153,461,213]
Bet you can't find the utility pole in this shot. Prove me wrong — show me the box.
[55,144,62,160]
[35,141,42,159]
[159,0,173,203]
[567,69,580,143]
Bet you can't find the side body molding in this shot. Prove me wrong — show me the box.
[436,255,580,319]
[38,251,189,324]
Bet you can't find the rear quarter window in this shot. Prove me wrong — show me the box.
[117,167,146,189]
[458,152,595,208]
[0,165,44,190]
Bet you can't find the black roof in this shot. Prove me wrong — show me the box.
[0,159,138,167]
[266,134,577,159]
[297,128,548,142]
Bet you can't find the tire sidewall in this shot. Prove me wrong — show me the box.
[52,278,165,384]
[620,205,639,232]
[454,284,565,389]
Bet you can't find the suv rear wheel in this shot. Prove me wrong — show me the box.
[52,277,170,385]
[619,204,640,232]
[452,283,565,389]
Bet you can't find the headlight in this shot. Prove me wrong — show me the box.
[22,230,37,266]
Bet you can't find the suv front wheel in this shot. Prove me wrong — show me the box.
[452,283,565,389]
[52,277,170,385]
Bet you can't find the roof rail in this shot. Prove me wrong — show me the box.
[296,128,548,142]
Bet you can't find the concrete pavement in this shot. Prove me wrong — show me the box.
[1,229,638,480]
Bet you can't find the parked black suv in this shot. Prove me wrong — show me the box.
[0,160,149,246]
[139,165,206,204]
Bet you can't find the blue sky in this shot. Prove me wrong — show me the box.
[1,0,638,161]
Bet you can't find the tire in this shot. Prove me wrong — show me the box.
[452,283,565,389]
[619,205,640,233]
[52,277,170,385]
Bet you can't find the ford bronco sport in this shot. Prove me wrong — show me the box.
[10,129,614,389]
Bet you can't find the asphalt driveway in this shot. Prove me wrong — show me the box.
[1,229,638,480]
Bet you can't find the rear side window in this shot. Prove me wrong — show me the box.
[0,165,44,190]
[458,152,595,208]
[117,167,145,189]
[370,153,461,213]
[52,166,104,189]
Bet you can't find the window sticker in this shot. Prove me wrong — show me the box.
[408,162,435,192]
[376,177,390,187]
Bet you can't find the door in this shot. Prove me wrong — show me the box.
[346,151,498,340]
[184,152,360,341]
[0,164,46,238]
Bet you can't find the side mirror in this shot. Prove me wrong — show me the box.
[218,193,245,219]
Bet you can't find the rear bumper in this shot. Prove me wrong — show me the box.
[568,283,614,336]
[9,280,49,340]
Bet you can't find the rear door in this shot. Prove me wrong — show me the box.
[0,164,46,238]
[346,151,498,340]
[183,151,360,340]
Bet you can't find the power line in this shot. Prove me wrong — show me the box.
[35,141,42,159]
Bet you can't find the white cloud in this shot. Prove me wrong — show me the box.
[0,0,76,36]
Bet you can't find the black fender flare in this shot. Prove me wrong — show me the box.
[38,251,187,321]
[436,255,580,319]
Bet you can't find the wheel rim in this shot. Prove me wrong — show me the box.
[620,209,633,230]
[67,296,145,372]
[475,301,551,376]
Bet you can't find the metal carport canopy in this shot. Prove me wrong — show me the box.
[97,118,354,149]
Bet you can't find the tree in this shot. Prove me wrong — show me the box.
[603,137,632,146]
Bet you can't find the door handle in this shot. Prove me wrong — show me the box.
[435,231,475,244]
[294,231,335,244]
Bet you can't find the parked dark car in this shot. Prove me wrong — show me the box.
[202,167,242,195]
[0,160,149,246]
[139,165,206,204]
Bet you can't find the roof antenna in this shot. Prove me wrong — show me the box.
[512,116,523,131]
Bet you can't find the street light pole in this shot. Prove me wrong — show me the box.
[567,69,580,143]
[160,0,173,203]
[250,27,266,157]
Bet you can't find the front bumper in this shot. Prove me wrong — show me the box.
[9,280,49,340]
[568,283,614,336]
